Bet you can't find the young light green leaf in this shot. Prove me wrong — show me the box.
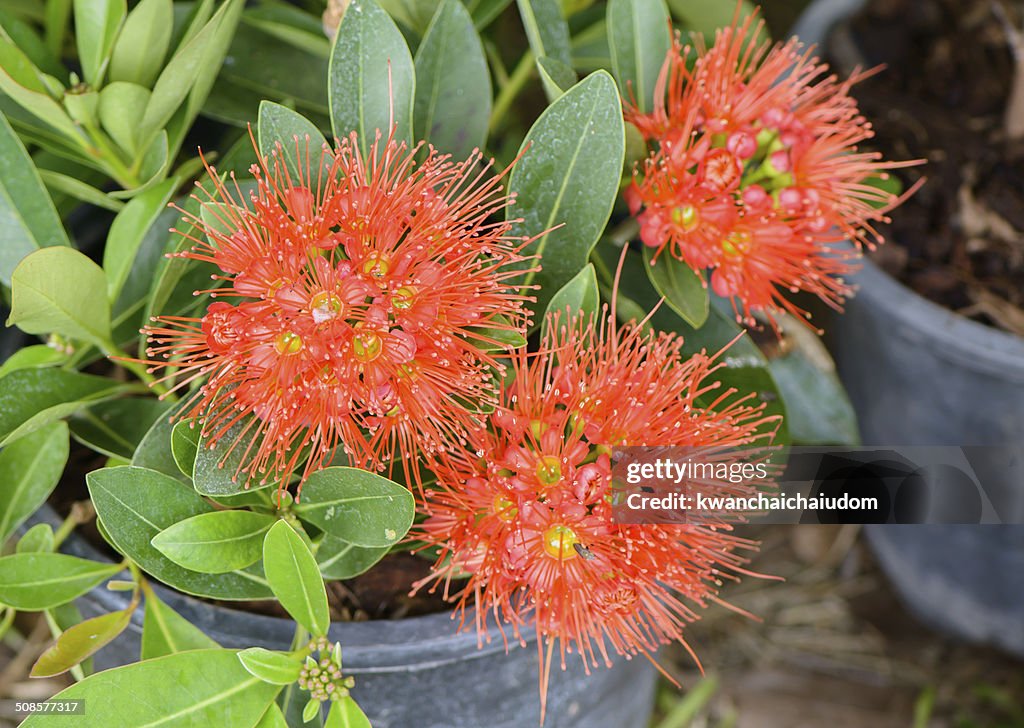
[0,553,121,610]
[87,466,272,600]
[31,604,133,677]
[328,0,415,157]
[108,0,172,88]
[326,697,371,728]
[607,0,671,113]
[667,0,757,40]
[0,345,65,379]
[257,101,331,182]
[642,246,709,328]
[0,111,70,286]
[413,0,491,160]
[542,263,599,336]
[303,698,322,723]
[316,535,388,580]
[140,582,219,659]
[294,467,414,548]
[7,247,111,347]
[73,0,126,85]
[263,521,329,637]
[170,419,200,477]
[0,369,131,447]
[255,702,290,728]
[69,397,171,460]
[16,523,54,554]
[516,0,571,66]
[98,81,151,154]
[104,177,178,301]
[152,511,277,574]
[238,647,303,685]
[37,169,125,212]
[0,421,68,542]
[508,71,624,315]
[20,649,280,728]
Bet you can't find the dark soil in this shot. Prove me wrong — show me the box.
[832,0,1024,335]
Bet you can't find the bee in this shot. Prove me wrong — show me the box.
[573,543,596,561]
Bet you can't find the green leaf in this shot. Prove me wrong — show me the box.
[316,535,388,580]
[131,400,188,481]
[98,81,151,155]
[542,263,599,335]
[16,523,54,553]
[37,169,124,212]
[170,419,200,477]
[69,397,171,460]
[20,649,280,728]
[31,604,133,677]
[413,0,491,161]
[255,703,290,728]
[104,177,178,301]
[607,0,671,114]
[765,321,859,446]
[140,582,219,660]
[516,0,571,66]
[0,420,68,542]
[0,38,83,145]
[508,71,624,315]
[0,553,121,610]
[642,246,709,327]
[73,0,126,85]
[666,0,756,40]
[238,647,303,686]
[7,247,111,347]
[108,0,172,88]
[328,0,415,158]
[257,101,330,182]
[303,699,321,723]
[536,56,577,101]
[294,467,414,548]
[0,345,64,379]
[192,416,280,496]
[0,111,70,286]
[263,521,329,637]
[109,128,170,198]
[0,368,132,447]
[326,698,371,728]
[152,511,277,574]
[87,466,272,600]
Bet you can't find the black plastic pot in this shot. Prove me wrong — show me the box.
[795,0,1024,658]
[32,505,655,728]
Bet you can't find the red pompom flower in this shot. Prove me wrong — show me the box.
[624,10,919,328]
[412,306,778,714]
[143,133,534,489]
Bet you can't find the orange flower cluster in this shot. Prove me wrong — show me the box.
[144,135,532,487]
[625,11,919,328]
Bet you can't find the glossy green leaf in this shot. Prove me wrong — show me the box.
[192,417,280,496]
[152,511,277,574]
[294,467,414,548]
[667,0,756,40]
[87,466,272,600]
[104,177,178,301]
[263,521,330,637]
[7,247,111,347]
[642,246,709,327]
[108,0,172,87]
[326,698,371,728]
[542,263,599,334]
[0,368,132,447]
[536,56,577,101]
[0,345,64,379]
[20,649,280,728]
[316,535,388,580]
[238,647,303,685]
[607,0,671,113]
[413,0,491,160]
[170,419,200,477]
[140,582,219,659]
[516,0,571,66]
[16,523,54,553]
[255,703,290,728]
[31,604,133,677]
[257,101,330,182]
[0,420,68,542]
[98,81,150,155]
[69,397,171,460]
[73,0,126,85]
[37,169,124,212]
[328,0,415,157]
[131,400,188,481]
[0,111,70,286]
[508,71,624,315]
[0,553,120,610]
[0,38,83,144]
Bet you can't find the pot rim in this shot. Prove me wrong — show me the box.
[793,0,1024,379]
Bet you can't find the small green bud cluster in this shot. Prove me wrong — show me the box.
[298,637,355,703]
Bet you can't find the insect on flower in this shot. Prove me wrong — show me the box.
[141,131,536,493]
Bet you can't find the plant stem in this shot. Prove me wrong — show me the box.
[84,122,142,190]
[52,501,95,549]
[489,50,535,135]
